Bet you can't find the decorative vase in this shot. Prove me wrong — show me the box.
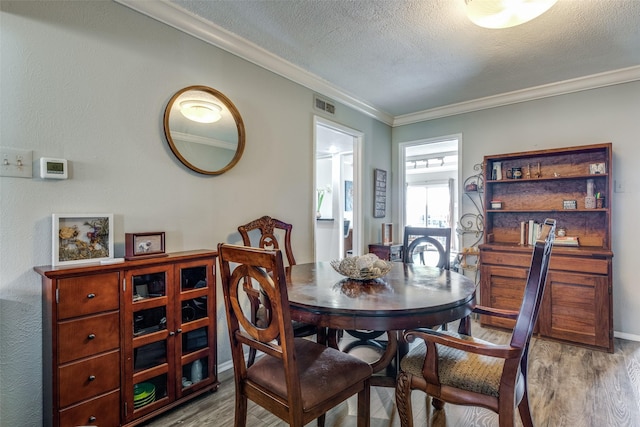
[492,162,502,180]
[586,179,595,197]
[191,359,203,383]
[585,179,596,209]
[585,196,596,209]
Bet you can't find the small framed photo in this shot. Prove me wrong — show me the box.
[52,213,114,266]
[125,232,167,260]
[563,200,577,210]
[589,163,606,174]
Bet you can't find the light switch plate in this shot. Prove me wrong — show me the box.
[0,147,33,178]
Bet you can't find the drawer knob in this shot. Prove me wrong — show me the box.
[87,293,96,299]
[88,416,96,422]
[88,333,96,340]
[176,328,182,334]
[88,375,96,381]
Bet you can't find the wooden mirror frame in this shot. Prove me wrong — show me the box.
[164,85,245,175]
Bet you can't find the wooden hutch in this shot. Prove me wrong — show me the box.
[479,143,613,352]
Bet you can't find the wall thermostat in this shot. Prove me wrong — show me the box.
[40,157,68,179]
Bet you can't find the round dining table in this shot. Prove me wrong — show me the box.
[286,261,477,387]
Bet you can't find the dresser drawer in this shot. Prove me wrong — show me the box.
[58,311,120,364]
[549,254,609,275]
[482,250,609,275]
[59,389,120,427]
[481,251,530,268]
[58,350,120,408]
[58,272,120,319]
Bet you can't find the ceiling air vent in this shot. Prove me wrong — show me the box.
[314,96,335,115]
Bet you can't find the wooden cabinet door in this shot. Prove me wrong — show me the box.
[539,270,611,349]
[479,264,528,329]
[174,258,216,400]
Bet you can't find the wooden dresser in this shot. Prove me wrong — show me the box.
[36,250,219,427]
[368,243,403,261]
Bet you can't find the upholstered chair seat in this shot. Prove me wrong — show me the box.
[400,331,514,399]
[248,338,372,410]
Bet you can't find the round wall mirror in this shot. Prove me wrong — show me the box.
[164,85,245,175]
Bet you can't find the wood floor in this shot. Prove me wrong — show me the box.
[142,321,640,426]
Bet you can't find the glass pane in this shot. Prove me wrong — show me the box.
[133,272,166,301]
[426,186,451,227]
[182,327,208,354]
[409,241,441,266]
[134,374,167,410]
[181,266,207,292]
[181,357,209,388]
[406,186,427,227]
[134,341,167,371]
[133,306,167,337]
[181,297,208,323]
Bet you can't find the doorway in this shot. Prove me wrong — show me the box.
[314,117,362,261]
[398,135,460,254]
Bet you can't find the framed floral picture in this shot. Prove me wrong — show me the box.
[52,213,114,266]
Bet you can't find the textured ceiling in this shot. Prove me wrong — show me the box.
[120,0,640,121]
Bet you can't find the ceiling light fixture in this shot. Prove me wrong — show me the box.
[465,0,557,29]
[179,100,222,123]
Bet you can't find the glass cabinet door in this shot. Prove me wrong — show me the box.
[176,260,215,396]
[123,257,216,422]
[125,265,175,420]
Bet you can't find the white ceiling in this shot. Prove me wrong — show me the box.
[117,0,640,125]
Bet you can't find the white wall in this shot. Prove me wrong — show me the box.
[393,81,640,339]
[315,157,337,261]
[0,1,391,425]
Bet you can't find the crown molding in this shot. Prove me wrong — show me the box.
[393,65,640,126]
[114,0,393,125]
[115,1,640,128]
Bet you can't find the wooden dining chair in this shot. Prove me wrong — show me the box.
[396,218,555,427]
[402,226,452,269]
[402,226,453,331]
[237,215,317,365]
[218,243,372,427]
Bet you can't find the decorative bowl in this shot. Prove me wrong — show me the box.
[330,254,393,281]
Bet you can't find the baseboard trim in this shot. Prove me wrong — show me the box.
[614,331,640,342]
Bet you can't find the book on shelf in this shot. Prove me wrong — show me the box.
[521,220,542,246]
[554,236,580,247]
[520,220,579,246]
[529,220,536,245]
